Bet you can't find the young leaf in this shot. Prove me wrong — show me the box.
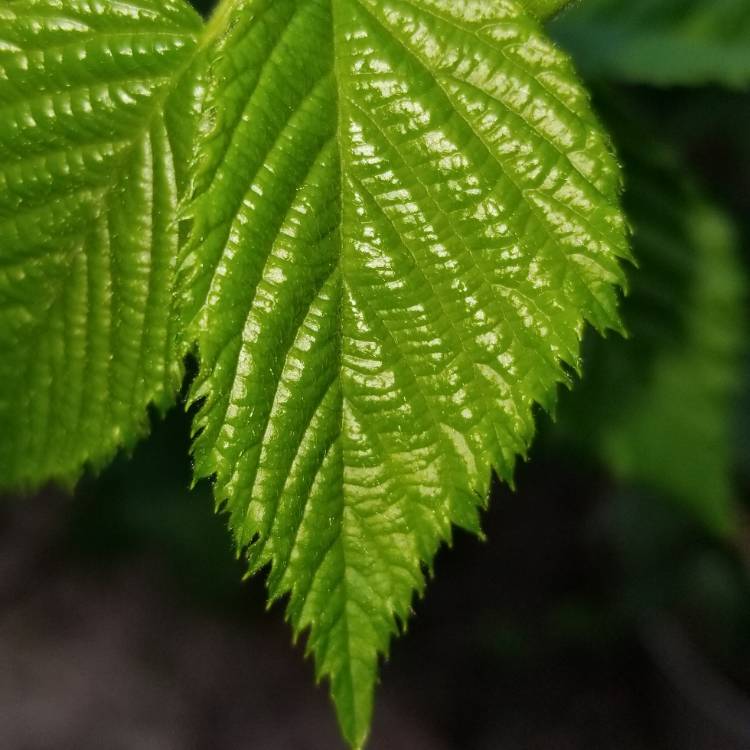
[0,0,202,487]
[176,0,629,745]
[555,110,747,536]
[551,0,750,88]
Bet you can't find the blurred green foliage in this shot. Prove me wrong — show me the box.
[552,0,750,87]
[545,0,750,695]
[553,99,746,536]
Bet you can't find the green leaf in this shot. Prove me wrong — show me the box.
[551,0,750,88]
[177,0,629,745]
[555,107,747,536]
[0,0,203,487]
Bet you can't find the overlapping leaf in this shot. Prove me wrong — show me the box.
[176,0,629,745]
[0,0,202,486]
[551,0,750,87]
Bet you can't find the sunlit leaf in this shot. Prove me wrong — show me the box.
[176,1,629,745]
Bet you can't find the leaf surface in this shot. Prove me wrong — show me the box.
[0,0,202,486]
[551,0,750,88]
[177,0,629,745]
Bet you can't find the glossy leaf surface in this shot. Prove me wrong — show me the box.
[177,0,629,745]
[551,0,750,88]
[0,0,202,486]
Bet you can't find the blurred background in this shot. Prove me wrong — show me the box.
[2,1,749,748]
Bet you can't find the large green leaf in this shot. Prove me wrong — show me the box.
[176,0,629,745]
[555,107,747,536]
[551,0,750,88]
[0,0,202,487]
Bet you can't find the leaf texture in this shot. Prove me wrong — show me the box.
[176,0,629,745]
[0,0,203,486]
[551,0,750,88]
[555,107,746,536]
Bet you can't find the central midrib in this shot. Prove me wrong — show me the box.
[327,0,363,740]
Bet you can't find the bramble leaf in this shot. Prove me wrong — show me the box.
[551,0,750,88]
[176,0,629,745]
[0,0,203,487]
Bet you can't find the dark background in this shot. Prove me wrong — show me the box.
[1,2,749,749]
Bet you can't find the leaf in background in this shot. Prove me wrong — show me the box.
[176,0,629,745]
[524,0,574,20]
[0,0,203,487]
[555,109,747,537]
[551,0,750,88]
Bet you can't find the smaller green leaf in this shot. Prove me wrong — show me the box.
[555,106,747,536]
[551,0,750,88]
[0,0,203,488]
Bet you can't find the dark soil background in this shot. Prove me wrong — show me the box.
[0,412,672,750]
[2,399,749,749]
[2,2,749,749]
